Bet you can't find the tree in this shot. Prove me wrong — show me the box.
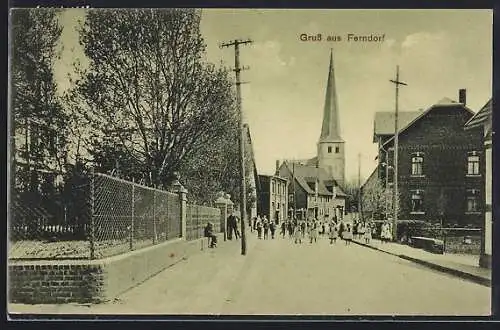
[179,123,257,209]
[11,9,68,191]
[343,180,360,213]
[71,9,237,188]
[361,179,400,221]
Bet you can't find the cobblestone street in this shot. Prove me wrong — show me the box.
[9,234,490,316]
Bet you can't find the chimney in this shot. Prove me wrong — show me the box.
[275,160,280,175]
[459,89,467,105]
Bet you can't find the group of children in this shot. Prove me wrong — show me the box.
[251,215,277,240]
[250,216,375,246]
[379,221,394,243]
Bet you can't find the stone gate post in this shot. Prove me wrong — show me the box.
[171,173,188,239]
[215,191,229,241]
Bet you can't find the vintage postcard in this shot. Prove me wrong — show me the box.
[8,8,493,317]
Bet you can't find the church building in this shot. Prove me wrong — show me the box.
[278,50,347,220]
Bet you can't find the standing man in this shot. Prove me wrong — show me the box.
[234,214,241,239]
[270,220,276,239]
[263,216,270,240]
[227,213,235,240]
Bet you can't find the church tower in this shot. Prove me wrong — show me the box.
[317,49,345,188]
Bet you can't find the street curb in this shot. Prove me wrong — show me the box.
[351,240,491,288]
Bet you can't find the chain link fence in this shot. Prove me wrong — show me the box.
[9,167,92,260]
[86,172,183,258]
[9,169,187,260]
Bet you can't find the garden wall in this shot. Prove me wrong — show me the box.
[8,233,223,304]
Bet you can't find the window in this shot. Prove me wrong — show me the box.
[466,189,479,213]
[467,152,480,175]
[411,190,424,214]
[335,146,340,153]
[411,152,424,176]
[272,181,275,194]
[328,146,332,153]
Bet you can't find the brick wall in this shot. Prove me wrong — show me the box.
[8,234,223,304]
[9,263,105,304]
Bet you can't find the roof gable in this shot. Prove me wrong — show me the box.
[465,98,492,129]
[280,161,347,197]
[381,98,476,148]
[373,111,421,142]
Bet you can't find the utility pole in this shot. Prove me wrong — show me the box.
[293,160,297,220]
[389,65,407,241]
[315,160,319,219]
[220,38,253,255]
[358,153,362,222]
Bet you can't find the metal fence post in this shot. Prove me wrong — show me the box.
[130,178,135,251]
[443,229,447,254]
[153,191,157,244]
[90,167,95,260]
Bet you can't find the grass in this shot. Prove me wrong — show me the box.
[8,237,164,260]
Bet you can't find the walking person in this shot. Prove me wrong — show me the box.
[256,218,263,239]
[294,221,302,244]
[254,216,260,231]
[287,220,294,238]
[281,220,286,238]
[329,221,339,244]
[309,219,319,243]
[270,220,276,239]
[343,223,353,245]
[300,220,306,240]
[227,213,235,240]
[234,216,241,239]
[386,222,393,243]
[357,222,365,241]
[263,217,270,240]
[364,222,372,244]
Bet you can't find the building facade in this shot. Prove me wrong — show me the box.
[372,93,484,226]
[257,175,288,224]
[465,99,492,268]
[278,161,346,221]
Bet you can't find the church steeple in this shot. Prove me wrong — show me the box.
[317,50,345,188]
[319,49,343,143]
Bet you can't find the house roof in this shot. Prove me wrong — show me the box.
[361,166,379,190]
[258,174,288,182]
[373,111,421,142]
[283,161,347,197]
[244,124,262,194]
[381,97,476,148]
[465,98,492,129]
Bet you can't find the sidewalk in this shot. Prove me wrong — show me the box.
[351,238,491,287]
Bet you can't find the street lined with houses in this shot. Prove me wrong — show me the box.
[9,234,490,315]
[9,9,493,317]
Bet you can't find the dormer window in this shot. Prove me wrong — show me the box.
[411,152,424,176]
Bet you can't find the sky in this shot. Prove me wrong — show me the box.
[54,9,492,184]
